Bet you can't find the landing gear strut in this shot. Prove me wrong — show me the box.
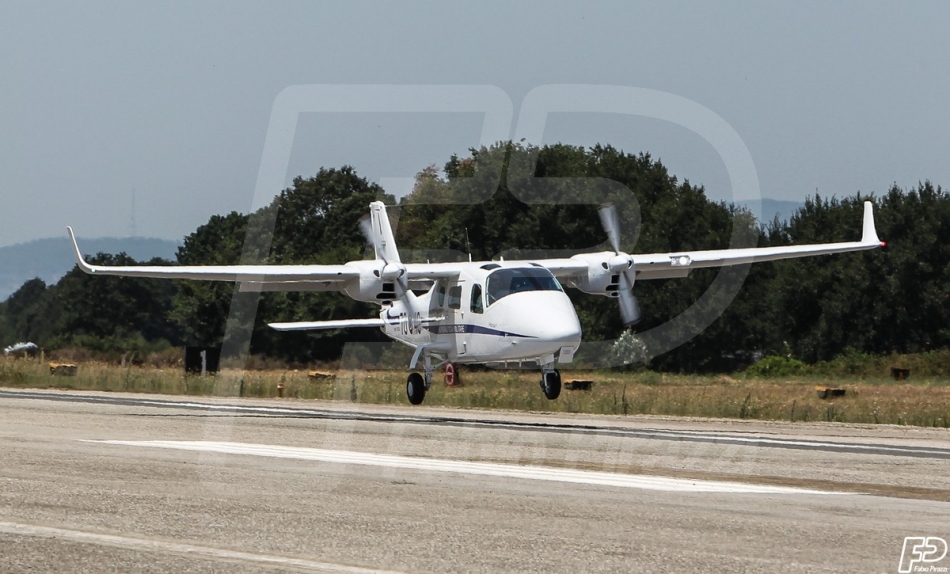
[540,368,561,400]
[406,350,437,405]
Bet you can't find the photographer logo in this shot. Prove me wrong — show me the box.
[900,537,948,573]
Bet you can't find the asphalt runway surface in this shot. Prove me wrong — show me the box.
[1,388,948,572]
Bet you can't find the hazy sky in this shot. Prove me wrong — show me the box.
[1,1,948,248]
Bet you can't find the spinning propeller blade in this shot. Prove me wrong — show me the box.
[598,203,622,254]
[598,203,642,327]
[358,215,379,261]
[359,203,420,320]
[618,271,641,326]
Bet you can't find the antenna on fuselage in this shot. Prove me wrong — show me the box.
[465,228,472,262]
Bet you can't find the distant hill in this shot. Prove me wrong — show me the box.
[0,237,181,301]
[734,199,804,225]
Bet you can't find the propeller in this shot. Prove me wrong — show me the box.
[359,214,405,280]
[358,216,376,258]
[359,213,420,326]
[598,203,642,327]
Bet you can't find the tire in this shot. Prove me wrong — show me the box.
[406,372,426,405]
[541,370,561,400]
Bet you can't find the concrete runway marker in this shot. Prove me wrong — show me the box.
[89,440,843,495]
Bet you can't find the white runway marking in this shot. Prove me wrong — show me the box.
[0,520,400,573]
[90,440,842,495]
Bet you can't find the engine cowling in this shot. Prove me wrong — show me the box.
[340,260,402,302]
[564,252,634,299]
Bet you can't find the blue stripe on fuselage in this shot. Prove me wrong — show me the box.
[423,324,535,338]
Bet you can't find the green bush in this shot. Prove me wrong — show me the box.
[743,355,808,378]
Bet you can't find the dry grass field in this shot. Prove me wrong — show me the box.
[2,357,949,427]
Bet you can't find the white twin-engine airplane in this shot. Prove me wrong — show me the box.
[67,201,884,405]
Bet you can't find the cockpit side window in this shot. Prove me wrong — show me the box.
[448,285,462,310]
[437,284,446,307]
[486,268,563,306]
[470,284,484,314]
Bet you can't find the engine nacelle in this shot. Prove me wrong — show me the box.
[340,260,400,303]
[565,252,633,299]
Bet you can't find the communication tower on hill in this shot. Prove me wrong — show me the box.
[129,187,137,238]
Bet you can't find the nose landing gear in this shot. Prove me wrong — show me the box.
[540,368,561,400]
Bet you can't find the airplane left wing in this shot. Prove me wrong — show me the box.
[528,258,590,277]
[534,201,884,281]
[628,200,883,280]
[629,240,881,280]
[67,227,360,283]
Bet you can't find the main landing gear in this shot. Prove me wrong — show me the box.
[406,372,427,405]
[406,351,439,405]
[540,368,561,400]
[407,359,561,404]
[407,361,462,405]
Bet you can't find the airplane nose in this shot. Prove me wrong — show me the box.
[491,292,582,353]
[539,310,582,344]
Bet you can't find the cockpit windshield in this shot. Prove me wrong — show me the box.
[486,267,563,306]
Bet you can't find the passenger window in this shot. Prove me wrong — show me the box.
[448,286,462,310]
[437,284,446,307]
[471,284,484,314]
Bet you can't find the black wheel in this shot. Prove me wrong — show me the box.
[541,370,561,400]
[406,372,426,405]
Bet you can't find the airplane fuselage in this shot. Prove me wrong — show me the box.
[380,262,582,366]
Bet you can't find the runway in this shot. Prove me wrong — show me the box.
[1,388,948,572]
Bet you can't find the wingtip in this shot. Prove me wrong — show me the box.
[66,226,94,273]
[862,201,880,245]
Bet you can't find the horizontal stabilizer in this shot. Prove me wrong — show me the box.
[268,318,385,331]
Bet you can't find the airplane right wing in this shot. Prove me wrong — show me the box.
[67,227,360,284]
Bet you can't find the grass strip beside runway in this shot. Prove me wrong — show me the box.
[2,358,948,426]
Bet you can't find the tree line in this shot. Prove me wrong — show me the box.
[1,143,946,371]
